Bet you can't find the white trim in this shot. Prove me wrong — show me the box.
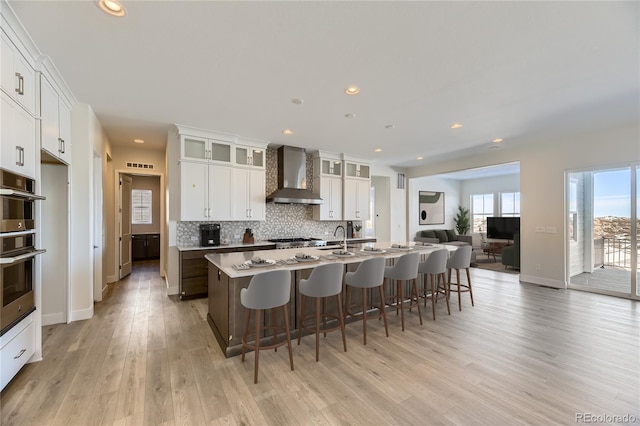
[41,312,65,326]
[166,276,179,296]
[106,274,118,283]
[69,306,94,322]
[519,274,566,289]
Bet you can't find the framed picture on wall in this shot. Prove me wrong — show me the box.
[419,191,445,225]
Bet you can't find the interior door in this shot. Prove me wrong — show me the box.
[119,174,132,279]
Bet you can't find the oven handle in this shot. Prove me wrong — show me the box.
[0,249,46,265]
[0,189,46,200]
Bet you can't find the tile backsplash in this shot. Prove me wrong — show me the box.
[176,148,361,245]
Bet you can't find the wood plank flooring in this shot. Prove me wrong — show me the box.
[1,260,639,425]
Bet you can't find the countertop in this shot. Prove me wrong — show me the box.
[177,237,376,252]
[204,242,455,279]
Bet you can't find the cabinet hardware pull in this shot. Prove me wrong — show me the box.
[208,208,211,217]
[15,72,24,95]
[14,349,26,359]
[15,146,21,165]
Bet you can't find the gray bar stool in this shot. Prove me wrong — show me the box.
[240,269,294,384]
[344,257,388,345]
[418,248,450,320]
[298,263,347,361]
[446,245,474,311]
[384,252,422,331]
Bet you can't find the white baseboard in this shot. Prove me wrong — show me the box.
[106,274,118,283]
[519,274,566,289]
[69,305,94,322]
[42,312,65,326]
[165,276,179,296]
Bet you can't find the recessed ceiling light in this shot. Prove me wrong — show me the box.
[345,86,359,95]
[416,156,423,160]
[374,148,383,153]
[133,139,144,144]
[492,138,503,143]
[344,113,356,118]
[450,123,463,129]
[291,98,304,105]
[385,124,396,129]
[98,0,126,17]
[282,129,293,136]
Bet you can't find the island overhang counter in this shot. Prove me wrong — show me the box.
[204,243,453,357]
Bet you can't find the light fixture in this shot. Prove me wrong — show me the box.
[345,86,359,95]
[133,139,144,144]
[98,0,126,17]
[282,129,293,136]
[291,98,304,105]
[450,123,463,129]
[344,113,356,118]
[492,138,503,143]
[416,156,423,160]
[385,124,396,129]
[374,148,383,153]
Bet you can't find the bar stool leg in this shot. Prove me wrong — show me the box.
[336,294,347,352]
[297,294,306,346]
[315,297,321,362]
[362,288,368,344]
[411,278,423,325]
[431,275,436,320]
[272,309,278,352]
[254,308,262,384]
[378,285,389,337]
[443,273,451,315]
[467,268,474,306]
[397,279,405,331]
[322,298,328,338]
[241,308,250,362]
[456,269,462,311]
[283,305,294,371]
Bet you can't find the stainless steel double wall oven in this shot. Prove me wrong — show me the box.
[0,169,45,335]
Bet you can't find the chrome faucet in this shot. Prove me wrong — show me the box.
[334,225,345,238]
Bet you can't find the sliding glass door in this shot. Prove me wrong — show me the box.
[567,165,638,299]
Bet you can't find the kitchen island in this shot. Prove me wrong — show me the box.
[205,242,454,357]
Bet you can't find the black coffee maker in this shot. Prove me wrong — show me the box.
[346,221,354,238]
[200,223,220,247]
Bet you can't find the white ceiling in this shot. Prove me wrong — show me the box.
[7,1,639,168]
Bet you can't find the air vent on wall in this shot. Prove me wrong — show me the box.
[126,162,154,170]
[397,173,406,189]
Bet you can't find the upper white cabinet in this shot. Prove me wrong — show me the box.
[343,178,370,221]
[232,168,265,221]
[1,29,36,116]
[181,135,232,165]
[1,91,36,178]
[344,160,370,179]
[179,161,232,221]
[40,74,71,163]
[234,143,265,168]
[312,152,343,220]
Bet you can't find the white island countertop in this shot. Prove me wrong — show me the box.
[204,242,457,279]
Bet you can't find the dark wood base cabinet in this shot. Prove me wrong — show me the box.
[132,234,160,260]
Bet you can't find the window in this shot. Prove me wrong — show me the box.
[472,193,494,233]
[501,192,521,217]
[132,189,152,224]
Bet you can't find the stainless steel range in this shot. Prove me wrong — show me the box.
[268,238,327,250]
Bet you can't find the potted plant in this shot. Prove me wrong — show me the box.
[454,205,470,235]
[353,224,362,237]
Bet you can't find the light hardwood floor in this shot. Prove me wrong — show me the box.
[1,260,639,425]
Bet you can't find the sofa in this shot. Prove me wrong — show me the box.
[501,233,520,269]
[414,229,472,246]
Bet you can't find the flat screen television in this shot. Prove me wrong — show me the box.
[486,217,520,240]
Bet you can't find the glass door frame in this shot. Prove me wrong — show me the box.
[565,163,638,300]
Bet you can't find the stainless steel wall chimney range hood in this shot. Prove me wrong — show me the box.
[266,146,323,205]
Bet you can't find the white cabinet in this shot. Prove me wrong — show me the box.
[1,92,36,178]
[40,74,71,163]
[1,313,35,391]
[181,135,232,165]
[232,168,265,221]
[180,162,232,221]
[1,30,35,116]
[344,161,370,179]
[343,178,370,221]
[316,157,343,177]
[234,144,265,168]
[313,176,342,220]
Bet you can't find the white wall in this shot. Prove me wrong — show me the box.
[407,121,640,289]
[371,163,407,242]
[459,173,520,212]
[408,176,461,240]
